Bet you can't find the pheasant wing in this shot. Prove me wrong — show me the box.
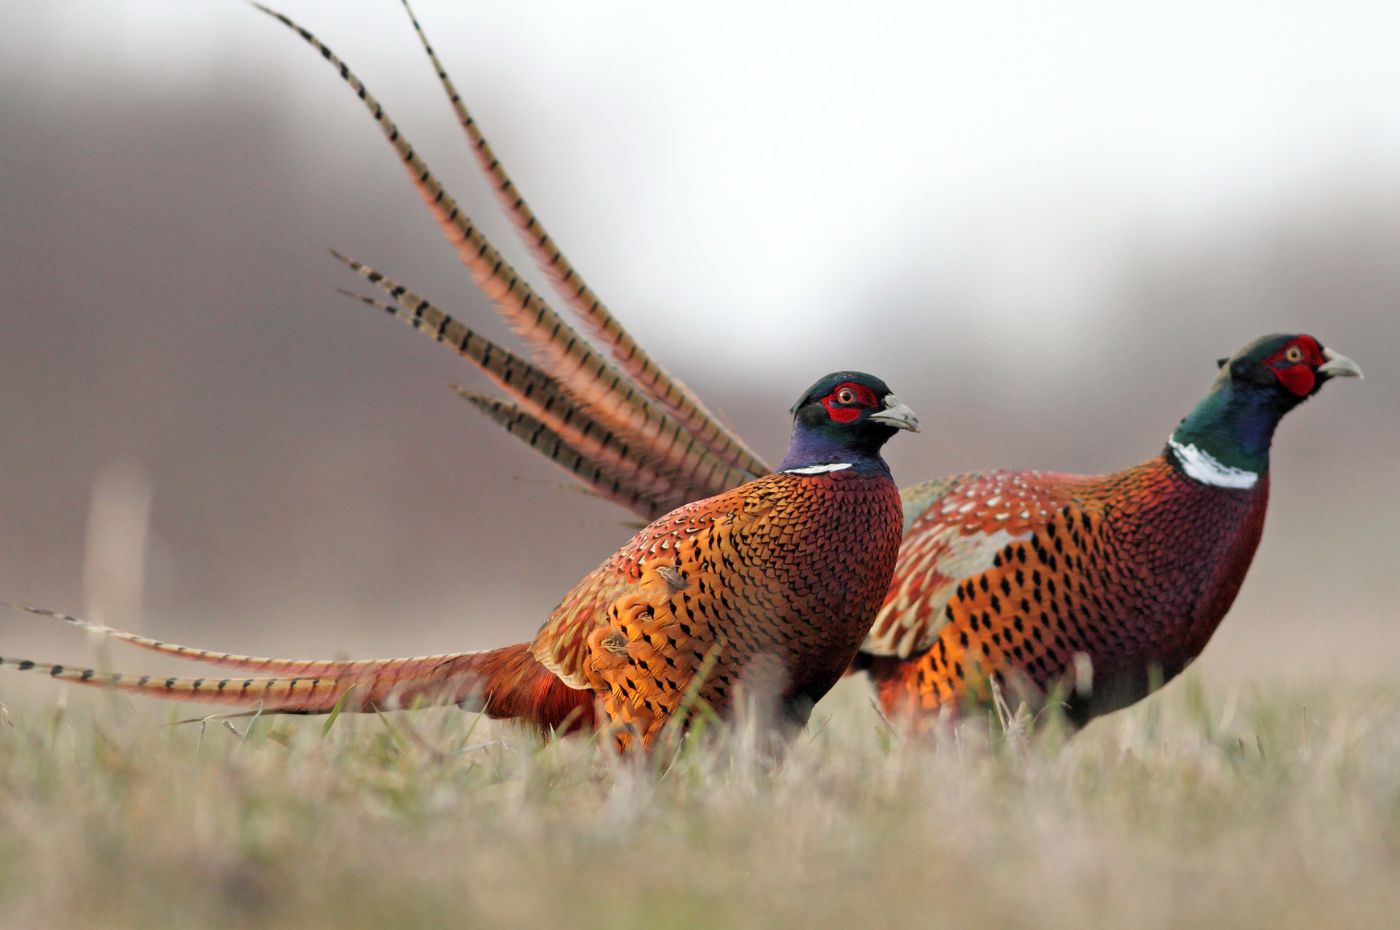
[529,487,747,690]
[862,472,1080,658]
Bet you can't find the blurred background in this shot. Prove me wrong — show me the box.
[1,0,1396,710]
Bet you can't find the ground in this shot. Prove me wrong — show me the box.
[0,675,1397,929]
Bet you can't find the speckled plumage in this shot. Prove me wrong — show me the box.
[253,10,1353,730]
[466,327,1350,728]
[540,466,903,745]
[859,457,1270,725]
[5,9,1357,739]
[3,374,910,750]
[457,328,1350,729]
[217,9,1353,731]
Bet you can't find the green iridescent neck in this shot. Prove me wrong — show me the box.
[1170,378,1287,478]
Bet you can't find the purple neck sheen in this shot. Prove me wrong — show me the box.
[778,422,890,474]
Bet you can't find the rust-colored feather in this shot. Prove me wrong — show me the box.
[6,370,909,751]
[331,253,698,506]
[257,5,1353,738]
[7,603,467,679]
[0,650,444,714]
[253,5,759,497]
[860,459,1271,726]
[453,389,675,516]
[532,467,904,748]
[393,0,768,480]
[0,629,591,733]
[6,470,902,749]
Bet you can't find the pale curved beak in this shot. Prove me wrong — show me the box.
[868,394,921,432]
[1319,347,1363,380]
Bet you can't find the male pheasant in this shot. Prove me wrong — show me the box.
[9,7,1361,732]
[2,374,916,748]
[853,333,1361,725]
[162,5,1354,729]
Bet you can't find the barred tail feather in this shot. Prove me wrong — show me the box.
[0,650,378,713]
[330,254,697,504]
[0,641,595,731]
[6,602,463,679]
[395,0,770,480]
[455,389,675,519]
[253,5,757,498]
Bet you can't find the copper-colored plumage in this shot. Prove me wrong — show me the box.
[539,468,903,746]
[250,4,766,505]
[5,455,903,750]
[1,8,915,747]
[859,460,1270,725]
[3,5,1355,743]
[247,5,1352,733]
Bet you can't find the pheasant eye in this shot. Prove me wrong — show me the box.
[1284,345,1304,364]
[836,388,857,405]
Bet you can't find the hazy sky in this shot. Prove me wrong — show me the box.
[10,0,1400,347]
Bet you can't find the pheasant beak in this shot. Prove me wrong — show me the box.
[1318,348,1363,381]
[868,395,921,432]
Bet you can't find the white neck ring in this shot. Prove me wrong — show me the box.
[782,463,854,476]
[1167,437,1259,489]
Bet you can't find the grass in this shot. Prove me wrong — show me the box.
[0,676,1397,930]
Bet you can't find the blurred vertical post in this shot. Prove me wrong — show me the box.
[82,461,153,636]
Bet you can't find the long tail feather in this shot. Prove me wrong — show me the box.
[330,254,695,505]
[395,0,769,479]
[0,640,594,731]
[253,5,757,497]
[454,389,676,518]
[0,651,392,713]
[6,602,463,678]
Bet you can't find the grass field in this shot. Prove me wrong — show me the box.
[1,676,1397,930]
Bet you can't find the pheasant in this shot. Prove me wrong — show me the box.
[176,5,1355,729]
[854,333,1361,725]
[9,7,1360,734]
[2,372,917,748]
[445,327,1362,727]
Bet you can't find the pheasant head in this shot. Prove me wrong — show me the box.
[1170,333,1362,487]
[780,371,920,474]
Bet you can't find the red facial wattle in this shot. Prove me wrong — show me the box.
[1274,365,1316,397]
[1263,336,1324,397]
[821,381,879,423]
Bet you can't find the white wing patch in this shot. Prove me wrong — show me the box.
[863,526,1028,657]
[861,470,1072,658]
